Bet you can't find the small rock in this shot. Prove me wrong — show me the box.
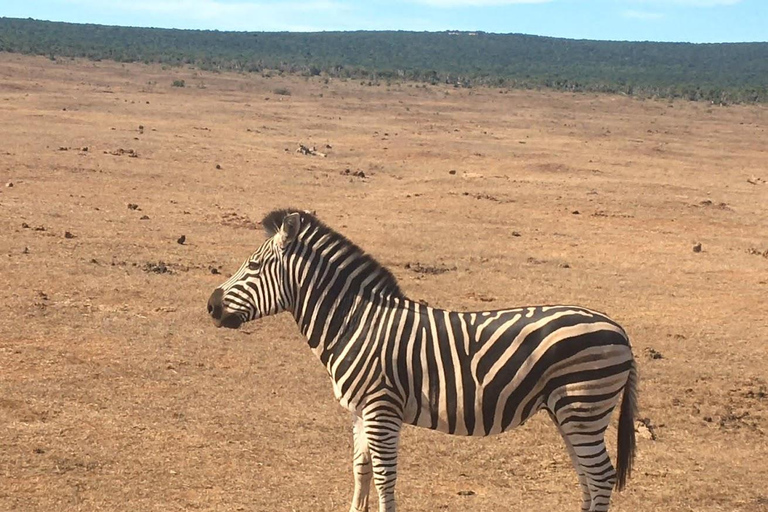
[210,267,220,275]
[559,263,571,268]
[635,418,657,440]
[746,247,768,258]
[90,258,98,264]
[21,222,30,229]
[449,170,457,175]
[64,231,75,239]
[177,235,186,245]
[81,146,88,152]
[127,203,140,210]
[216,164,222,170]
[692,242,702,253]
[22,247,29,254]
[571,210,580,215]
[511,231,521,237]
[33,448,45,454]
[144,261,170,274]
[5,182,13,188]
[140,215,150,220]
[645,347,664,360]
[457,490,476,496]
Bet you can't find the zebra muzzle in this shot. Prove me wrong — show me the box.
[207,288,243,329]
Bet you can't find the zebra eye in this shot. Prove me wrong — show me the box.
[248,260,261,272]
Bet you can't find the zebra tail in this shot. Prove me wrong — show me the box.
[615,360,638,491]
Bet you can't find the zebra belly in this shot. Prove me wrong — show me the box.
[402,376,542,436]
[402,367,489,436]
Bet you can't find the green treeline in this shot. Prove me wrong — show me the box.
[2,17,767,103]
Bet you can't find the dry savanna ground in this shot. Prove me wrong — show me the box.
[1,54,767,512]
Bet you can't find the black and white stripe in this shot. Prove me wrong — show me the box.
[208,209,638,512]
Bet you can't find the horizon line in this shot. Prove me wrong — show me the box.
[3,16,767,45]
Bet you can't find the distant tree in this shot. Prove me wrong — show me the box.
[0,17,767,103]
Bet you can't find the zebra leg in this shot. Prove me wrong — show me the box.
[362,411,402,512]
[556,414,617,511]
[571,434,616,512]
[350,414,372,512]
[550,413,592,512]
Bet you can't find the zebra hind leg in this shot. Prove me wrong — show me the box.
[350,414,372,512]
[550,412,592,512]
[550,394,621,511]
[362,410,403,512]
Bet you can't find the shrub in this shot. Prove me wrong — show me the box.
[172,79,185,87]
[273,87,291,96]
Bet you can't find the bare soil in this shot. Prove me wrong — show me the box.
[1,54,767,512]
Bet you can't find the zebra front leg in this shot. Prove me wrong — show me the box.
[350,414,372,512]
[363,411,402,512]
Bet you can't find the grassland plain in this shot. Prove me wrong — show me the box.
[1,53,767,512]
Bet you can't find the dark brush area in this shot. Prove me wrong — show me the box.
[2,17,767,103]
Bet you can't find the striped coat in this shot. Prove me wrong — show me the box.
[209,209,638,512]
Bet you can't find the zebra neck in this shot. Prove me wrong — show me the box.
[292,288,401,364]
[292,293,416,412]
[287,236,403,359]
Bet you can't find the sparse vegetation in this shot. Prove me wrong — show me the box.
[273,86,291,96]
[1,17,767,103]
[171,79,185,87]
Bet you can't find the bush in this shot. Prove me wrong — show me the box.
[273,87,291,96]
[172,79,185,87]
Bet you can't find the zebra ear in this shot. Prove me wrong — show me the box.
[279,212,301,247]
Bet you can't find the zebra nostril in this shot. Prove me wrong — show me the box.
[208,288,225,320]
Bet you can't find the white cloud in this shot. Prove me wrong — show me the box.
[633,0,741,6]
[623,9,663,20]
[412,0,551,7]
[59,0,349,31]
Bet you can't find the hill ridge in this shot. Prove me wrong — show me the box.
[2,17,767,103]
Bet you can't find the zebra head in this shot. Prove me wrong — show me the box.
[207,211,302,328]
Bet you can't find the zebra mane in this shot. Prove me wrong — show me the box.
[261,208,404,298]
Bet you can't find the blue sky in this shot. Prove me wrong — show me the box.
[2,0,765,42]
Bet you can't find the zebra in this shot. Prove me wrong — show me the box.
[207,208,638,512]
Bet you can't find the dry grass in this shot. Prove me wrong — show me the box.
[1,53,767,512]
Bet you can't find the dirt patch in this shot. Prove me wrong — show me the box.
[1,53,767,512]
[105,148,138,157]
[405,262,457,275]
[221,212,260,230]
